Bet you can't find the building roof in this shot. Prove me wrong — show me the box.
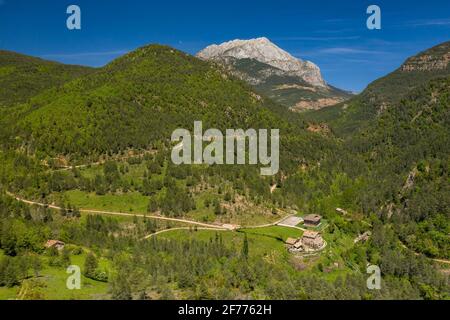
[294,241,303,249]
[304,214,321,222]
[285,237,298,245]
[45,240,65,248]
[303,230,320,239]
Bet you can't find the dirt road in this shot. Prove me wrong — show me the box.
[6,192,231,230]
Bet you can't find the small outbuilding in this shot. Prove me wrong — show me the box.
[285,238,298,246]
[303,214,322,227]
[45,240,65,251]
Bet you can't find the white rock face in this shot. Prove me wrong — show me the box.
[197,37,326,87]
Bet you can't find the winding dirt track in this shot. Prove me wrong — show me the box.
[6,192,306,237]
[49,151,158,172]
[8,193,448,265]
[433,259,450,265]
[6,192,230,230]
[399,241,450,265]
[142,227,230,240]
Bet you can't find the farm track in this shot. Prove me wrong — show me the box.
[6,191,231,230]
[6,192,309,240]
[399,241,450,265]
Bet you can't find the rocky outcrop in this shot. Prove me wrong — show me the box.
[401,52,450,72]
[197,38,352,110]
[292,97,347,111]
[197,37,326,87]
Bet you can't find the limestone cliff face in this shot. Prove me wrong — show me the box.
[197,37,326,87]
[197,38,352,111]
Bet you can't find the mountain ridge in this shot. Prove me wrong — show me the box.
[304,40,450,135]
[197,37,352,111]
[0,45,312,166]
[0,50,94,106]
[197,37,326,87]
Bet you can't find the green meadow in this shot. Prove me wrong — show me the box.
[0,250,110,300]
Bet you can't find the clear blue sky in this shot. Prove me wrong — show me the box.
[0,0,449,92]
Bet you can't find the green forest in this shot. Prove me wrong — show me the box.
[0,42,448,300]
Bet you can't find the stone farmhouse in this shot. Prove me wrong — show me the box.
[285,231,325,253]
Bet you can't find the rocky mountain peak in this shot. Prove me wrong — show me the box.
[197,37,326,87]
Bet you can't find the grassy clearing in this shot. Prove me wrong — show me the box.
[64,190,149,214]
[76,165,102,179]
[78,161,154,188]
[55,160,282,227]
[225,211,282,227]
[156,225,357,281]
[62,189,280,227]
[0,250,110,300]
[298,231,358,281]
[240,226,303,242]
[158,226,296,258]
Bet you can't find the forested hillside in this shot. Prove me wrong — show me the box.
[0,50,93,106]
[301,43,450,260]
[347,77,450,258]
[305,41,450,136]
[0,44,345,211]
[4,45,311,160]
[0,44,448,300]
